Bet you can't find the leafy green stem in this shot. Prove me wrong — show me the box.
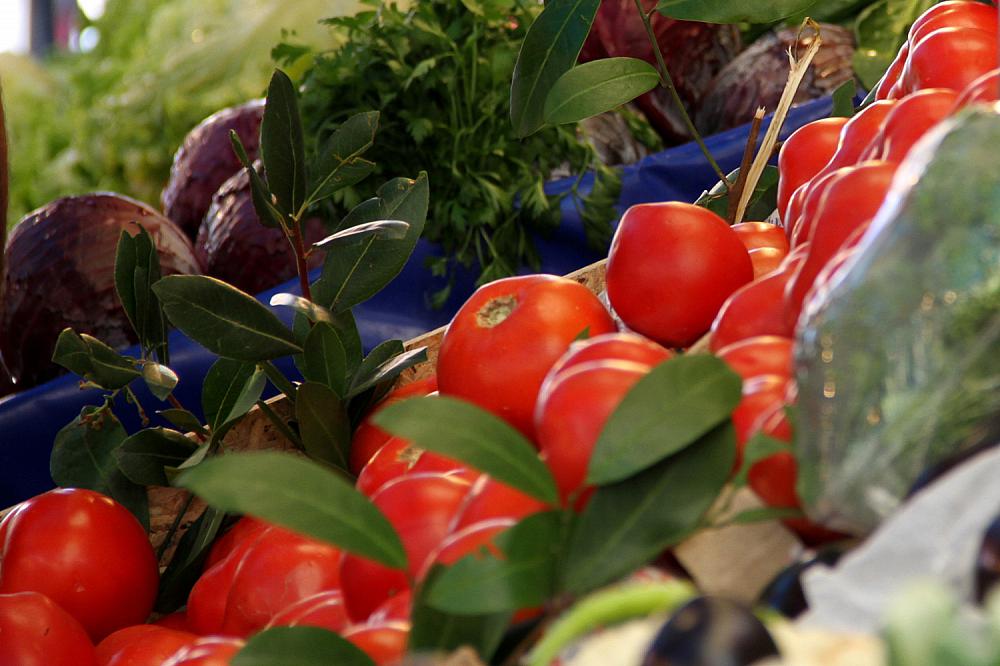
[634,0,728,188]
[259,361,297,405]
[286,218,313,303]
[156,491,194,563]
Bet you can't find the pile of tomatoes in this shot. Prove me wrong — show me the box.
[2,2,998,664]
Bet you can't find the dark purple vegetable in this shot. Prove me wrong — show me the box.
[696,24,856,136]
[975,513,1000,604]
[0,193,201,393]
[195,169,326,296]
[758,548,843,618]
[642,597,779,666]
[161,99,265,238]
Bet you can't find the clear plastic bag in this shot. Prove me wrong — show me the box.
[795,107,1000,535]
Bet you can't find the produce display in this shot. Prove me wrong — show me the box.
[2,0,1000,665]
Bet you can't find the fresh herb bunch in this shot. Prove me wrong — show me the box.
[277,0,624,304]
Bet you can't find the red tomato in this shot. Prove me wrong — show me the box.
[874,43,909,100]
[716,336,794,382]
[220,526,343,637]
[0,591,97,666]
[187,526,267,635]
[368,590,413,624]
[777,242,810,275]
[0,488,159,641]
[776,117,849,220]
[786,161,897,325]
[536,360,650,505]
[265,590,350,634]
[789,171,839,248]
[799,244,864,326]
[748,247,787,279]
[417,518,514,581]
[548,332,672,380]
[954,67,1000,108]
[351,376,438,475]
[204,517,269,570]
[732,375,792,461]
[909,0,998,45]
[450,475,550,532]
[356,436,463,497]
[342,621,410,666]
[904,27,999,93]
[865,89,958,164]
[98,625,198,666]
[161,637,244,666]
[340,473,472,621]
[437,275,616,438]
[709,270,795,353]
[153,612,192,632]
[731,222,790,254]
[607,203,753,348]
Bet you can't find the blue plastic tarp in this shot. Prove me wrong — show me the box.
[0,96,836,506]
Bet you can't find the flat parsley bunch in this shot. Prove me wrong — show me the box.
[278,0,624,306]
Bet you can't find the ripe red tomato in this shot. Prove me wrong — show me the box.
[874,43,909,100]
[0,488,159,642]
[904,27,999,93]
[161,637,245,666]
[954,67,1000,108]
[342,621,410,666]
[368,590,413,624]
[187,525,267,635]
[909,0,998,45]
[264,590,350,634]
[731,222,790,254]
[732,375,792,460]
[204,517,270,570]
[437,275,616,438]
[0,591,97,666]
[450,475,550,532]
[865,89,958,164]
[536,360,651,505]
[786,161,897,325]
[709,270,795,353]
[547,332,672,380]
[776,118,848,220]
[350,376,438,475]
[417,518,514,581]
[97,625,198,666]
[153,612,192,632]
[716,336,794,382]
[340,473,472,621]
[748,247,787,279]
[607,203,753,348]
[356,436,464,497]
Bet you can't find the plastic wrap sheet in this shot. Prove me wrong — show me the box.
[795,107,1000,535]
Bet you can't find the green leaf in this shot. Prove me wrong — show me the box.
[261,69,306,214]
[307,111,379,206]
[296,382,352,471]
[301,323,348,397]
[831,79,858,118]
[115,227,167,358]
[52,329,141,389]
[155,507,226,613]
[346,346,428,399]
[563,422,736,595]
[313,220,410,249]
[268,293,335,324]
[178,452,407,570]
[202,359,267,433]
[729,506,803,525]
[656,0,820,23]
[410,566,512,660]
[231,132,283,229]
[428,511,566,614]
[142,362,178,401]
[510,0,600,137]
[696,166,780,223]
[157,408,208,437]
[233,627,375,666]
[153,276,301,362]
[116,428,198,486]
[731,433,793,488]
[375,396,559,505]
[852,0,934,90]
[314,174,429,313]
[50,407,149,530]
[587,355,742,486]
[544,58,659,126]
